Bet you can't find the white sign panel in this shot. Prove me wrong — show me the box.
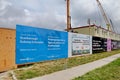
[68,33,92,57]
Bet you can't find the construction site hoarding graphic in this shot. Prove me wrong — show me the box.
[92,37,107,53]
[69,33,92,56]
[111,40,120,50]
[16,25,68,64]
[107,39,111,51]
[118,41,120,49]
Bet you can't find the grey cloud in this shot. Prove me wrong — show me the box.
[70,0,120,33]
[0,0,120,33]
[71,0,104,26]
[1,6,25,18]
[0,0,66,30]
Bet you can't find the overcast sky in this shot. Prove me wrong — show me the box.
[0,0,120,33]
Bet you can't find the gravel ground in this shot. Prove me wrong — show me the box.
[0,71,13,80]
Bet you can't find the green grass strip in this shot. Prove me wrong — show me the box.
[73,58,120,80]
[14,50,120,80]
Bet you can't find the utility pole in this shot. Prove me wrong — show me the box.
[66,0,71,32]
[88,18,91,35]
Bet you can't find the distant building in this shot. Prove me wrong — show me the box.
[70,25,120,41]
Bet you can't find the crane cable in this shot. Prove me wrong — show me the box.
[100,0,116,33]
[94,0,105,27]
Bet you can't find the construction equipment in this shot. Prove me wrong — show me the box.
[96,0,112,31]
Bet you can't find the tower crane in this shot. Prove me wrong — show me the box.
[96,0,112,31]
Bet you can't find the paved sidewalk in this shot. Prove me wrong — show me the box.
[0,72,9,80]
[28,53,120,80]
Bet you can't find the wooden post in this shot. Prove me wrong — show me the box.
[66,0,71,32]
[88,18,91,35]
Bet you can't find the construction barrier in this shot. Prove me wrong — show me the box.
[16,25,68,64]
[0,28,16,72]
[0,24,120,72]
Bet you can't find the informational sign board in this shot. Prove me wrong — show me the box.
[68,33,92,56]
[16,25,68,64]
[92,37,107,53]
[104,38,107,51]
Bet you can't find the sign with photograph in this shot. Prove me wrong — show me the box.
[68,33,92,56]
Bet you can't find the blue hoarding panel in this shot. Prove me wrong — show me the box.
[16,25,68,64]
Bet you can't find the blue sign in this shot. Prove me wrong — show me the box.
[16,25,68,64]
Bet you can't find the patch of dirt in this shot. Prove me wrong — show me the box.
[0,72,13,80]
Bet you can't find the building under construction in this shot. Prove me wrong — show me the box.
[66,0,120,41]
[71,24,120,41]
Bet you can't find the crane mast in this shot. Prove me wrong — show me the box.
[96,0,111,31]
